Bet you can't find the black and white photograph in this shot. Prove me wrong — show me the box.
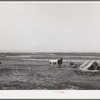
[1,1,100,92]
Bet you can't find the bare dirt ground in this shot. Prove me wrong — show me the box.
[0,53,100,90]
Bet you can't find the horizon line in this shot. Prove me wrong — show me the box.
[0,51,100,53]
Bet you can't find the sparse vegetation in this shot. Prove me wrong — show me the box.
[0,52,100,90]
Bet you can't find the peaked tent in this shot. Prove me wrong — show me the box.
[79,60,100,71]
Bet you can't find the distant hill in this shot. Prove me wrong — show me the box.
[0,52,100,57]
[50,52,100,57]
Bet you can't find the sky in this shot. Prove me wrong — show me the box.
[0,2,100,52]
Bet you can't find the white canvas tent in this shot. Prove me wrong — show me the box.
[79,60,100,72]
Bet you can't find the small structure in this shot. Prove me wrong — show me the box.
[79,60,100,72]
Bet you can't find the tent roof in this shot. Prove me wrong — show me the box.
[79,60,90,69]
[79,60,98,70]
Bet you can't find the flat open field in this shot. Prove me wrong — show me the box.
[0,52,100,90]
